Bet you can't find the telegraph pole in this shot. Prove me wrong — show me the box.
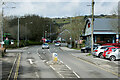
[1,2,4,48]
[91,0,95,53]
[17,18,20,47]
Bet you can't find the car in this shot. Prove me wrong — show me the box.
[92,45,114,58]
[42,43,49,49]
[81,44,100,53]
[105,48,120,61]
[102,47,119,58]
[55,42,61,47]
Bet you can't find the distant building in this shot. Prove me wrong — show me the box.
[83,18,119,46]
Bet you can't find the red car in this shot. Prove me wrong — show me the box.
[102,47,119,58]
[102,43,120,47]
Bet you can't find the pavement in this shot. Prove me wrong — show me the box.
[60,47,119,75]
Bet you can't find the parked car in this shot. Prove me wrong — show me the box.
[81,44,100,53]
[42,43,49,49]
[105,48,120,61]
[102,47,119,58]
[55,42,61,47]
[92,45,114,58]
[102,43,120,47]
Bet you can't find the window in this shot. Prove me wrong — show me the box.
[101,47,107,49]
[105,48,109,51]
[111,48,117,52]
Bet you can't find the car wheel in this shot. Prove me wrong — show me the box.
[110,56,116,61]
[99,53,104,59]
[84,50,87,53]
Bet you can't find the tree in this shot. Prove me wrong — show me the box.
[60,16,85,48]
[3,15,59,42]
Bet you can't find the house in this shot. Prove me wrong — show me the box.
[83,18,119,46]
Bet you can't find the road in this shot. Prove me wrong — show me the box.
[3,44,118,79]
[18,46,59,78]
[44,44,118,78]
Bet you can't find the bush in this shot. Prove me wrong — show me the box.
[27,41,43,45]
[4,40,43,49]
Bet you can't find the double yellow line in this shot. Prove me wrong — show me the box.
[14,53,21,80]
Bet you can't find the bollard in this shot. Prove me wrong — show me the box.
[52,53,58,64]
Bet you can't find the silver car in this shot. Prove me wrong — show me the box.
[105,48,120,61]
[42,43,49,49]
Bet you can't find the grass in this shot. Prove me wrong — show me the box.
[72,48,81,50]
[86,53,92,56]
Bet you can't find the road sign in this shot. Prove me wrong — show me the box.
[52,53,58,62]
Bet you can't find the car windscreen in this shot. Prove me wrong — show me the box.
[44,43,48,45]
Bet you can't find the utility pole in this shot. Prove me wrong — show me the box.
[1,2,4,48]
[50,23,51,40]
[17,18,20,47]
[91,0,95,53]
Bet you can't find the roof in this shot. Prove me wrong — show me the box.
[93,18,118,31]
[84,18,118,35]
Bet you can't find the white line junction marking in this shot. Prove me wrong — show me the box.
[28,59,34,65]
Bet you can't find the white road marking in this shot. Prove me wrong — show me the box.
[57,72,64,78]
[50,65,55,71]
[59,59,80,78]
[43,60,46,62]
[65,65,71,70]
[28,59,33,65]
[73,71,80,78]
[60,60,63,64]
[48,49,52,54]
[35,72,39,78]
[38,54,43,59]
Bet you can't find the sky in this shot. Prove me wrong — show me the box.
[1,0,120,18]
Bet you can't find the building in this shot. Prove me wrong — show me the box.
[83,18,119,46]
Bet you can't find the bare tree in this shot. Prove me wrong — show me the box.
[61,16,85,47]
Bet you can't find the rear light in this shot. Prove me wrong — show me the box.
[94,50,98,52]
[107,51,110,54]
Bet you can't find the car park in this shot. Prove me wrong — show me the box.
[81,44,100,53]
[92,45,114,58]
[55,42,61,47]
[105,48,120,61]
[42,43,49,49]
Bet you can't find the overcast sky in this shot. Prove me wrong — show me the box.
[2,0,120,18]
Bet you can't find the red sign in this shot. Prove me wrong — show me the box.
[88,22,90,28]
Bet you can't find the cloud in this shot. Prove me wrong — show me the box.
[4,0,120,2]
[3,1,119,17]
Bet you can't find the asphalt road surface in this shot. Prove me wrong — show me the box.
[42,44,118,78]
[4,44,119,79]
[18,46,59,78]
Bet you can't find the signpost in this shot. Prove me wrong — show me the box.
[52,53,58,62]
[116,34,119,43]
